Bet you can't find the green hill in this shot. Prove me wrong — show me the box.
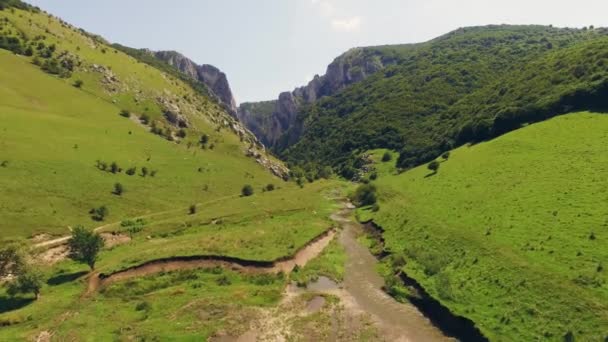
[0,5,285,240]
[275,25,608,177]
[361,112,608,341]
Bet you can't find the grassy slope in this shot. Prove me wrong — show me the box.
[0,7,282,240]
[363,113,608,341]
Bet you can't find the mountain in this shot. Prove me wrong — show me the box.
[237,46,406,146]
[240,25,608,179]
[153,50,238,115]
[111,46,238,117]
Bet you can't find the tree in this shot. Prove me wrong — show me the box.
[177,129,187,138]
[68,226,104,270]
[350,184,377,207]
[126,167,136,176]
[441,152,450,160]
[139,114,150,125]
[7,268,44,299]
[265,184,275,192]
[113,182,124,196]
[0,244,25,278]
[119,109,130,118]
[428,160,440,173]
[200,134,209,147]
[382,152,392,162]
[73,79,83,88]
[141,167,149,177]
[241,184,254,197]
[189,204,197,215]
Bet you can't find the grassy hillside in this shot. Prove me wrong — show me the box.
[277,25,608,176]
[0,6,287,240]
[362,113,608,341]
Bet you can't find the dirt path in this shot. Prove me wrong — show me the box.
[86,229,336,294]
[32,195,239,249]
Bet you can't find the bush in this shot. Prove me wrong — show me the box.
[73,79,83,88]
[113,183,124,196]
[110,162,120,174]
[350,184,377,207]
[427,160,440,173]
[442,151,451,160]
[265,184,275,192]
[382,152,392,162]
[140,167,149,177]
[216,275,231,286]
[369,172,378,181]
[177,129,186,138]
[189,204,197,215]
[135,301,151,312]
[90,205,109,221]
[139,114,150,125]
[126,167,136,176]
[119,110,130,118]
[241,184,254,197]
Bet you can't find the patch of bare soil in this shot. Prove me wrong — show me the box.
[100,232,131,248]
[36,245,69,265]
[30,234,53,244]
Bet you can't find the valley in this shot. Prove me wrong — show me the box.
[1,0,608,341]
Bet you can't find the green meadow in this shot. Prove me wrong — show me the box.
[363,113,608,341]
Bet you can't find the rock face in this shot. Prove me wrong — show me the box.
[153,51,238,116]
[237,47,394,148]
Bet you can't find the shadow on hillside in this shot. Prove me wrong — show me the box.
[47,271,88,286]
[0,296,35,314]
[424,171,438,178]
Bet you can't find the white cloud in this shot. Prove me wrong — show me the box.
[331,16,362,32]
[309,0,362,32]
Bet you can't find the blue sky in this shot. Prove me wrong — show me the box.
[28,0,608,103]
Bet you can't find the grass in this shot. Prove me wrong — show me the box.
[0,265,285,340]
[290,239,346,285]
[362,112,608,341]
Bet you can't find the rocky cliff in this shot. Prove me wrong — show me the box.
[237,47,399,147]
[154,50,238,116]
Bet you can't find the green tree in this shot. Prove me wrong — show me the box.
[428,160,440,173]
[73,79,83,88]
[441,151,451,160]
[110,162,120,174]
[7,267,44,300]
[113,182,124,196]
[0,244,25,277]
[68,226,104,270]
[265,184,275,192]
[382,152,392,162]
[241,184,254,197]
[351,184,377,207]
[119,109,130,118]
[189,204,197,215]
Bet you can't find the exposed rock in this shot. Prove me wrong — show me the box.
[237,47,396,148]
[153,51,238,116]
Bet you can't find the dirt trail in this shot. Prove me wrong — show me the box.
[86,229,336,294]
[332,205,451,342]
[32,195,239,249]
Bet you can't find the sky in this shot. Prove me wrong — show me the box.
[27,0,608,104]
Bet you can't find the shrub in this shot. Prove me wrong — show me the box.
[140,167,149,177]
[126,167,136,176]
[200,134,209,147]
[113,183,124,196]
[73,79,83,88]
[427,160,440,173]
[135,301,151,312]
[139,114,150,125]
[150,170,157,177]
[351,184,377,207]
[216,275,231,286]
[90,205,109,221]
[369,172,378,181]
[110,162,120,174]
[177,129,186,138]
[442,151,451,160]
[241,184,254,197]
[0,160,8,168]
[265,184,275,192]
[382,152,392,162]
[119,109,130,118]
[68,226,104,270]
[0,244,25,277]
[189,204,197,215]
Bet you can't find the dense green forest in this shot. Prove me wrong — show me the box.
[275,25,608,177]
